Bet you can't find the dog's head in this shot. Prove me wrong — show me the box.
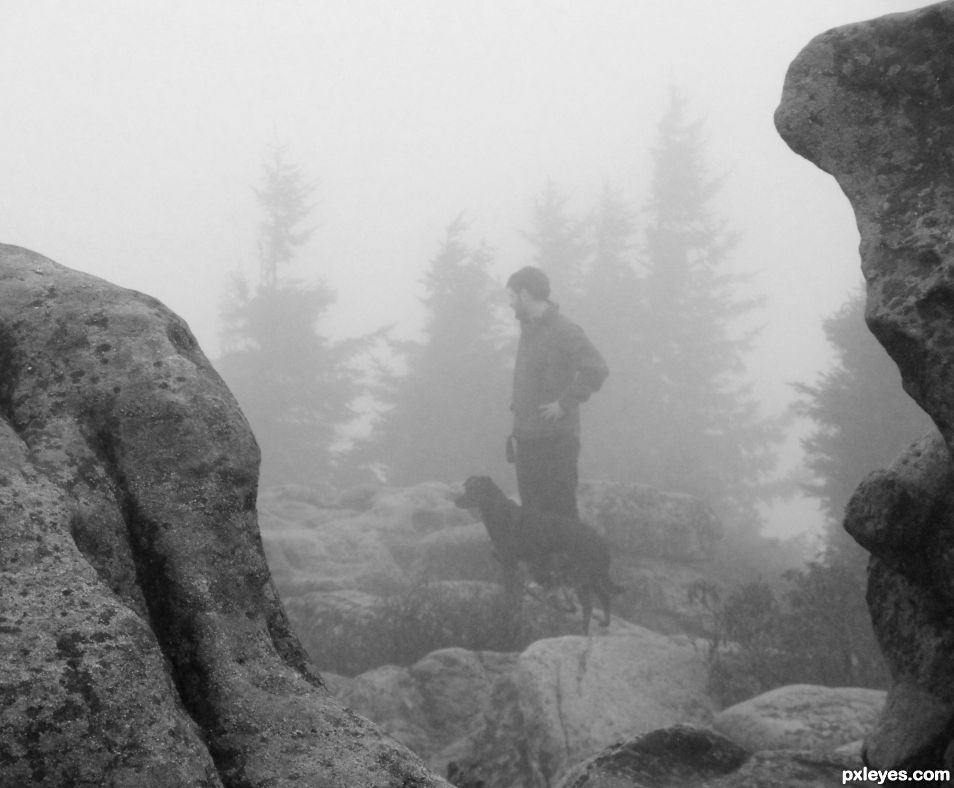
[454,475,498,511]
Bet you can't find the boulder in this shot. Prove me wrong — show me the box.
[776,3,954,446]
[329,648,520,774]
[844,433,954,559]
[329,631,713,787]
[556,725,867,788]
[578,480,723,562]
[844,433,954,760]
[713,684,886,753]
[555,726,748,788]
[507,631,714,786]
[0,245,447,787]
[776,2,954,774]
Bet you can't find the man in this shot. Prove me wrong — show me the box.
[507,266,608,521]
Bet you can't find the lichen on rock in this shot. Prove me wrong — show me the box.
[775,1,954,775]
[0,244,447,787]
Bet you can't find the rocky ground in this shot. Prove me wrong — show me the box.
[260,481,885,787]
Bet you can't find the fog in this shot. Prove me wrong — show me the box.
[0,0,930,539]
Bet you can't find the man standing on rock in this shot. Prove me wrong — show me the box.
[506,266,608,521]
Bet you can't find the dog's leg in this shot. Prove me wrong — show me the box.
[502,562,522,606]
[559,586,577,613]
[578,584,593,635]
[596,584,612,627]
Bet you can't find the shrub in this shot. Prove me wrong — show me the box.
[377,581,560,666]
[296,580,572,676]
[690,557,888,707]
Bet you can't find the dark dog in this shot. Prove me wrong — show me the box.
[455,475,622,633]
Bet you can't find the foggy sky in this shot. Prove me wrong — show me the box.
[0,0,932,537]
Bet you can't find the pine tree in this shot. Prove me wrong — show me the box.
[635,89,779,531]
[362,215,513,486]
[523,180,588,315]
[576,182,644,482]
[793,288,934,556]
[216,147,364,487]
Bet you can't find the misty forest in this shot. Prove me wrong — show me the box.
[9,1,954,784]
[215,88,932,703]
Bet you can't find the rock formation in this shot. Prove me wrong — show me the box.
[555,724,866,788]
[249,453,884,785]
[0,244,447,786]
[775,1,954,774]
[329,632,714,786]
[712,684,885,754]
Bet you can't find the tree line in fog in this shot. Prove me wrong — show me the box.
[212,88,936,692]
[213,89,931,555]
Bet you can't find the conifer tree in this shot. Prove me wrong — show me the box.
[575,182,644,482]
[635,90,779,531]
[793,288,934,556]
[523,180,588,315]
[363,215,513,486]
[217,147,363,486]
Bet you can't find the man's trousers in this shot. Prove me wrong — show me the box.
[513,433,581,521]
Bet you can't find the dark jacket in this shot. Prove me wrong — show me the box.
[511,304,608,440]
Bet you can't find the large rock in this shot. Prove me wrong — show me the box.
[774,3,954,441]
[775,2,954,775]
[327,648,520,775]
[556,725,867,788]
[843,434,954,771]
[776,2,954,768]
[512,632,714,785]
[329,631,713,787]
[0,245,446,787]
[713,685,885,753]
[578,480,722,562]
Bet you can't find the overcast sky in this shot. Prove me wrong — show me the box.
[0,1,932,537]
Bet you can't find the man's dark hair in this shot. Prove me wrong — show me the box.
[506,266,551,301]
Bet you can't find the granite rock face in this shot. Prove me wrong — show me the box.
[843,433,954,772]
[0,245,447,787]
[775,3,954,440]
[775,2,954,775]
